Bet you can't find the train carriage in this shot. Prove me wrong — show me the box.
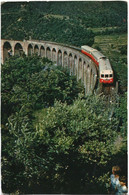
[81,45,99,66]
[81,45,113,84]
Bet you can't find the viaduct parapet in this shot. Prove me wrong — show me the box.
[1,39,98,95]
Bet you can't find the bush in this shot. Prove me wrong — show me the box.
[2,95,121,194]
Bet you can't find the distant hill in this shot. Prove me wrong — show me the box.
[1,1,127,46]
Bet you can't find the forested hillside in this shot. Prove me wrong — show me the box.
[1,1,127,46]
[1,1,127,194]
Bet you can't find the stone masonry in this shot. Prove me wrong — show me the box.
[1,39,98,95]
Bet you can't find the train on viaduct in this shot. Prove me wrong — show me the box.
[1,39,98,95]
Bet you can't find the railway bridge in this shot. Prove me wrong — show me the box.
[1,39,98,95]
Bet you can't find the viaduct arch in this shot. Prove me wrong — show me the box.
[1,39,98,95]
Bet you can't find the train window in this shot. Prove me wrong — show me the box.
[105,74,108,78]
[110,74,113,77]
[101,74,104,78]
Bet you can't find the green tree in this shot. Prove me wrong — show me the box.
[114,92,127,136]
[2,95,120,194]
[2,55,83,122]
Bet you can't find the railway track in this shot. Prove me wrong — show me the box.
[100,82,119,120]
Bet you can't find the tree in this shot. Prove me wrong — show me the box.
[2,95,120,194]
[2,55,83,122]
[2,55,84,193]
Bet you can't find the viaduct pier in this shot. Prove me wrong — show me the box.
[1,39,98,95]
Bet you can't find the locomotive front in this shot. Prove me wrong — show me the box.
[99,58,113,84]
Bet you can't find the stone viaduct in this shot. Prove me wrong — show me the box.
[1,39,98,95]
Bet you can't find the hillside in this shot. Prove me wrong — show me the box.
[1,1,127,46]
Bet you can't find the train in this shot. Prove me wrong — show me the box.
[81,45,113,84]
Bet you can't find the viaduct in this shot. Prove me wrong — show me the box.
[1,39,98,95]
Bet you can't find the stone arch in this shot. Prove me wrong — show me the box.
[90,69,93,90]
[3,41,12,62]
[34,45,39,55]
[86,65,91,94]
[40,46,45,57]
[57,50,62,66]
[14,43,23,56]
[92,71,96,91]
[78,58,82,80]
[69,53,73,75]
[74,55,78,76]
[93,73,97,89]
[64,51,68,67]
[28,44,33,56]
[90,69,95,93]
[46,47,51,60]
[83,61,86,85]
[52,48,57,63]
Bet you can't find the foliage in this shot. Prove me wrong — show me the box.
[1,1,127,46]
[1,2,95,47]
[119,45,127,55]
[2,55,84,193]
[2,95,122,194]
[114,93,127,137]
[111,57,127,93]
[2,55,83,121]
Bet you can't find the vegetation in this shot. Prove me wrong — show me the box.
[1,1,127,194]
[1,1,127,46]
[2,55,84,193]
[2,55,83,121]
[2,92,124,194]
[2,55,127,194]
